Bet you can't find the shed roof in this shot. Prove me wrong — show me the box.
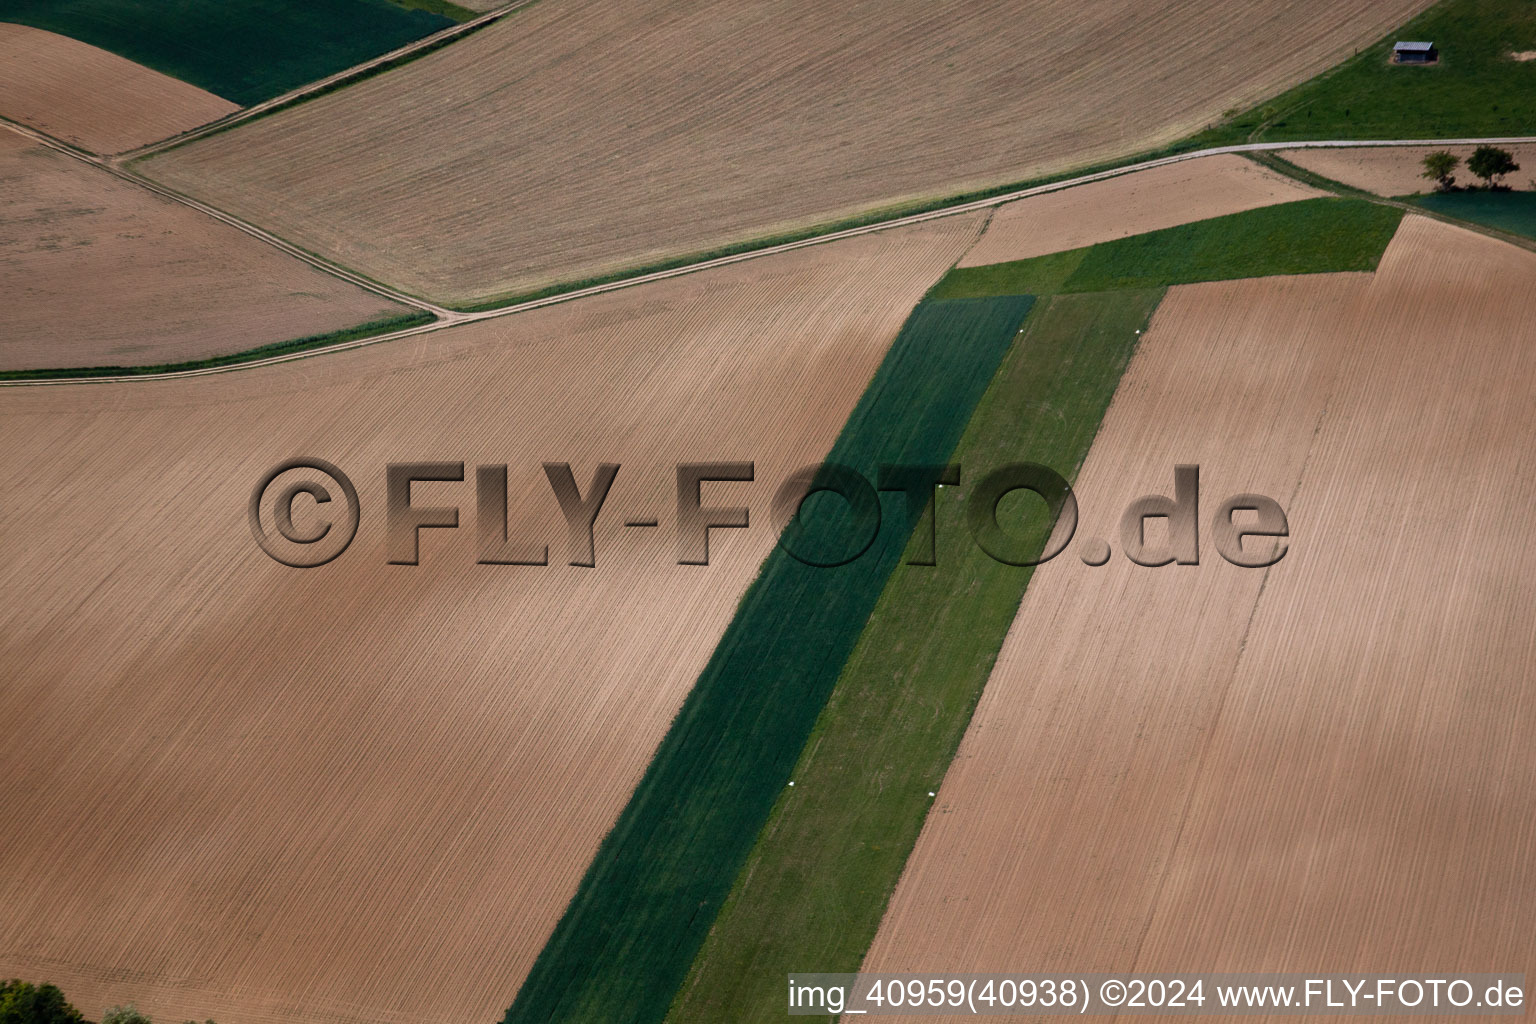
[1394,41,1436,51]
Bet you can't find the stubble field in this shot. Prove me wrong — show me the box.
[0,215,982,1024]
[861,216,1536,1016]
[138,0,1431,306]
[0,23,235,154]
[0,131,410,371]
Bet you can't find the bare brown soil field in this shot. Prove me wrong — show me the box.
[1285,143,1536,196]
[0,214,982,1024]
[139,0,1430,306]
[959,155,1323,267]
[862,216,1536,1016]
[0,131,406,371]
[0,23,236,155]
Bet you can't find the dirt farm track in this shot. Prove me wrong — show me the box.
[863,216,1536,1017]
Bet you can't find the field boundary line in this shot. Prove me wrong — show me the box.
[4,132,1534,387]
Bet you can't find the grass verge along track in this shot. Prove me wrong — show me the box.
[667,288,1163,1023]
[0,312,433,382]
[502,295,1034,1024]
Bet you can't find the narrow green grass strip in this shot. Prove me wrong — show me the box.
[502,295,1034,1024]
[1242,152,1377,200]
[386,0,475,22]
[0,311,434,381]
[665,289,1163,1024]
[934,198,1403,300]
[1411,190,1536,241]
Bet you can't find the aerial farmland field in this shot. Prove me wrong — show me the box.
[3,1,1535,1024]
[0,217,980,1024]
[136,0,1431,305]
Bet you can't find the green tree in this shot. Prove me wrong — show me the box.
[0,981,86,1024]
[1421,150,1459,191]
[101,1007,152,1024]
[1466,145,1520,188]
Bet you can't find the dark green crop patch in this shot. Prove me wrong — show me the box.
[3,0,454,105]
[1411,190,1536,242]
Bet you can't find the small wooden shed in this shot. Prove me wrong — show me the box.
[1392,41,1438,64]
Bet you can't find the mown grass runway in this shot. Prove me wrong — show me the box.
[502,296,1033,1024]
[667,288,1164,1023]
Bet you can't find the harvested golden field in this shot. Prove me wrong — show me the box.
[1285,143,1536,196]
[139,0,1430,306]
[0,23,236,155]
[0,131,406,371]
[863,216,1536,1013]
[0,214,982,1024]
[959,155,1323,266]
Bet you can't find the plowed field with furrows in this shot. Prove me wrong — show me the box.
[0,214,982,1024]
